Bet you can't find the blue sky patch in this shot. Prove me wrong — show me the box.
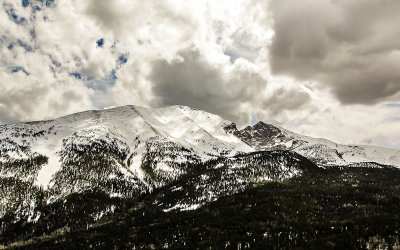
[224,50,239,64]
[17,39,33,52]
[118,54,128,64]
[22,0,30,8]
[11,66,29,75]
[45,0,56,7]
[385,103,400,108]
[50,56,61,67]
[4,5,26,25]
[86,69,118,93]
[97,38,104,47]
[30,29,36,39]
[303,85,313,91]
[251,114,258,125]
[70,72,82,79]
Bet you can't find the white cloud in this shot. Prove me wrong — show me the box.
[0,0,399,149]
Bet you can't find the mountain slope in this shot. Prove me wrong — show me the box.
[5,163,400,249]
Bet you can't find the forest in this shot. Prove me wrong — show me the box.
[2,162,400,249]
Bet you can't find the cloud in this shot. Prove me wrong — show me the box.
[0,0,399,149]
[262,87,312,116]
[84,0,148,36]
[269,0,400,104]
[0,64,93,123]
[149,47,267,123]
[0,0,128,123]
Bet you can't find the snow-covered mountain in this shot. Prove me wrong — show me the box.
[1,105,399,191]
[2,104,400,247]
[0,105,250,187]
[0,105,399,220]
[225,121,400,167]
[0,105,318,231]
[0,105,251,216]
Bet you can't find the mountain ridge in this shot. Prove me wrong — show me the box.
[1,104,400,248]
[0,104,399,211]
[1,104,399,178]
[225,119,400,167]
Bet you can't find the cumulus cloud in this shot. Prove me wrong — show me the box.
[0,0,399,149]
[269,0,400,104]
[0,0,127,122]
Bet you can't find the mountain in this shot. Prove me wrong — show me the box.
[225,121,400,167]
[0,105,252,197]
[1,105,400,248]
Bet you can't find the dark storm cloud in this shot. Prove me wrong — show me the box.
[149,48,266,123]
[269,0,400,104]
[150,47,313,124]
[262,88,311,116]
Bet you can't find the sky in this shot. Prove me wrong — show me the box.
[0,0,399,149]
